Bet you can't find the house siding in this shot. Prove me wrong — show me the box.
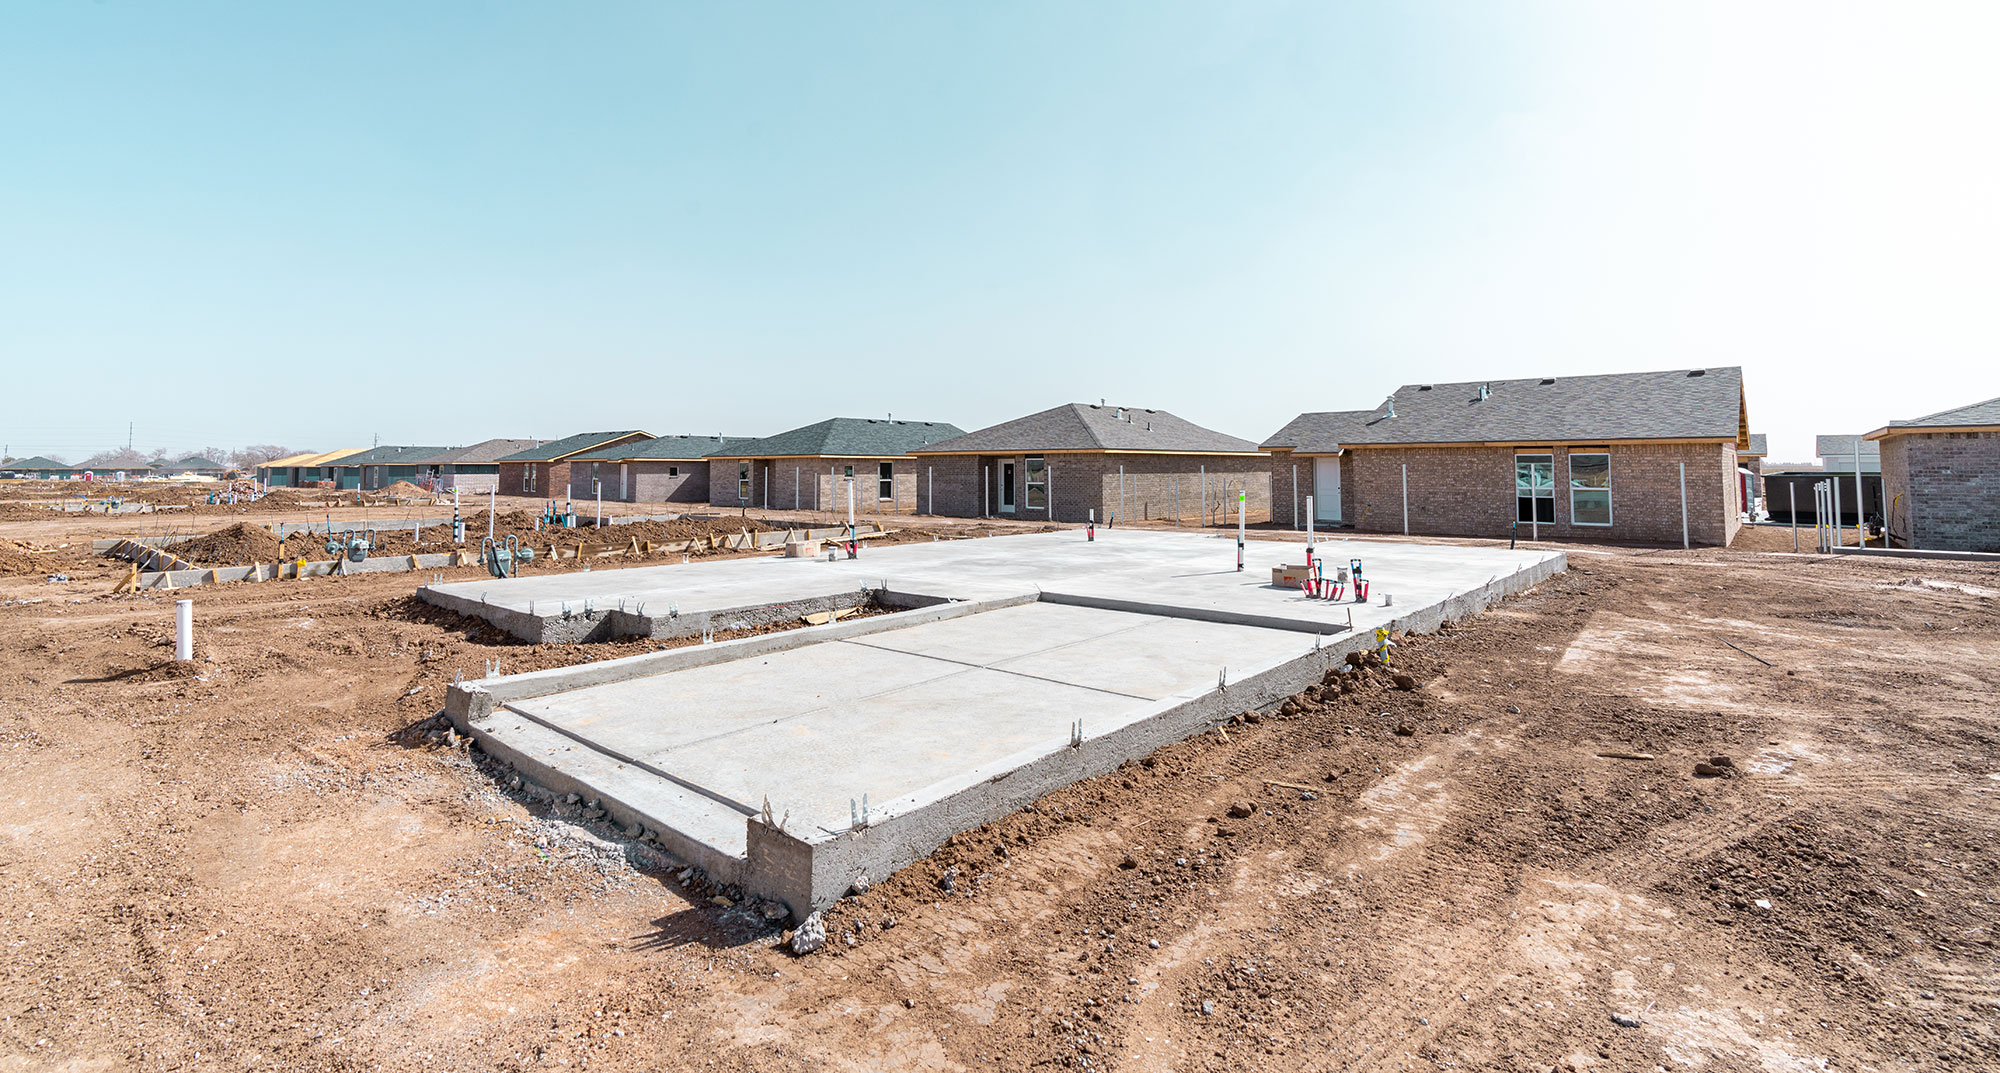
[1880,432,2000,552]
[1337,442,1741,546]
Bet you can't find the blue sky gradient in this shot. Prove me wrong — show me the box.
[3,2,1995,461]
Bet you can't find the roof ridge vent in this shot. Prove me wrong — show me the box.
[1417,384,1432,391]
[1687,369,1706,377]
[1539,378,1556,385]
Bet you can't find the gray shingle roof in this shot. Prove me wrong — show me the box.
[1814,435,1880,464]
[721,418,964,458]
[409,439,546,465]
[333,445,450,467]
[1279,367,1744,447]
[916,404,1258,455]
[1261,410,1381,452]
[1884,395,2000,431]
[497,431,651,462]
[169,455,226,469]
[1743,434,1767,457]
[574,435,757,462]
[7,456,71,470]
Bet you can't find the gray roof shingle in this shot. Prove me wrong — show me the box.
[411,439,546,465]
[7,456,71,470]
[1743,434,1767,457]
[917,404,1259,455]
[1273,367,1744,447]
[1261,410,1381,452]
[1883,395,2000,431]
[721,418,964,458]
[1814,435,1880,463]
[574,435,757,462]
[333,445,450,467]
[497,431,651,463]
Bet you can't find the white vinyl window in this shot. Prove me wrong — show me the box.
[738,461,750,502]
[878,461,894,500]
[1569,451,1612,525]
[1514,453,1552,523]
[1025,455,1048,510]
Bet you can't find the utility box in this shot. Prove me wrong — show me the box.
[783,539,822,558]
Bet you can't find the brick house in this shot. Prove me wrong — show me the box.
[706,418,964,514]
[911,403,1268,525]
[333,445,449,491]
[496,431,651,499]
[567,435,755,504]
[1740,433,1767,513]
[405,439,543,494]
[1866,395,2000,552]
[1263,367,1753,546]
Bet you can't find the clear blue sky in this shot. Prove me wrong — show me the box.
[3,2,1995,462]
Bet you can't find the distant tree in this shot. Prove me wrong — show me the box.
[146,447,171,464]
[193,447,232,467]
[232,445,293,468]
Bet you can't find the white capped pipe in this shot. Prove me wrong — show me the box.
[847,477,855,530]
[1236,489,1246,572]
[1305,495,1315,554]
[488,486,496,543]
[174,599,193,662]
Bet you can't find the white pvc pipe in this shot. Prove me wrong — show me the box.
[488,486,496,542]
[1118,464,1125,525]
[1306,495,1315,553]
[1679,461,1689,549]
[1292,463,1299,532]
[174,600,193,662]
[982,466,989,517]
[1236,490,1246,571]
[927,466,933,515]
[596,484,602,527]
[847,477,855,530]
[1854,444,1865,549]
[1789,484,1798,552]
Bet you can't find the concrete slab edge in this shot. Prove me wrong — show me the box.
[443,591,1039,722]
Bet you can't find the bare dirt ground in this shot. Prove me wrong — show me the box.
[2,506,1996,1072]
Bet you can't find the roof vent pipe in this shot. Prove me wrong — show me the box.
[1385,395,1396,418]
[1479,383,1490,401]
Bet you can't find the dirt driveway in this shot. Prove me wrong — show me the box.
[1,525,1995,1071]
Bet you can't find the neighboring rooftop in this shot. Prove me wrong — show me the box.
[575,435,757,462]
[1814,435,1882,468]
[497,432,652,463]
[1260,410,1383,453]
[917,404,1260,455]
[334,445,450,467]
[1743,434,1768,457]
[260,448,365,469]
[724,418,965,459]
[1867,395,2000,438]
[1290,367,1746,447]
[6,456,71,471]
[412,439,547,465]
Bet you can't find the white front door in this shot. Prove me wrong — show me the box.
[1314,457,1342,523]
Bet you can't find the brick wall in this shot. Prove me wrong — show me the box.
[1881,432,2000,552]
[1267,451,1356,530]
[624,460,712,504]
[918,453,1271,525]
[499,461,571,498]
[707,458,927,514]
[1341,442,1740,546]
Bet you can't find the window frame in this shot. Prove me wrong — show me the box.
[877,461,894,501]
[1025,455,1048,511]
[737,461,750,503]
[1514,452,1554,524]
[1568,450,1613,526]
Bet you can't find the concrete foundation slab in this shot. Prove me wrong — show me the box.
[437,530,1564,919]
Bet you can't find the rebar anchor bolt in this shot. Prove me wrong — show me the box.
[850,794,871,829]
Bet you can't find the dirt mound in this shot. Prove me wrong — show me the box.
[0,539,43,577]
[376,481,429,498]
[168,522,285,565]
